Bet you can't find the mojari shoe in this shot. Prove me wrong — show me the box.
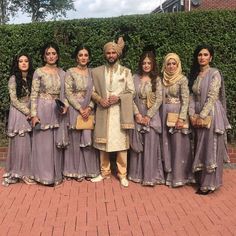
[90,174,110,183]
[120,177,129,187]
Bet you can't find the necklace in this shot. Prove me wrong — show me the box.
[200,65,210,72]
[77,65,87,70]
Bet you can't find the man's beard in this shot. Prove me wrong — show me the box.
[106,57,118,65]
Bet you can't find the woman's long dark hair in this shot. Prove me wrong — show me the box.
[10,53,34,98]
[189,44,214,90]
[138,50,159,92]
[40,42,60,65]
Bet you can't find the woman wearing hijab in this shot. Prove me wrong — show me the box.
[128,50,164,186]
[189,45,231,195]
[161,53,194,187]
[63,45,99,181]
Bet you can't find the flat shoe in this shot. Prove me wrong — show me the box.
[90,174,110,183]
[22,176,37,185]
[120,178,129,187]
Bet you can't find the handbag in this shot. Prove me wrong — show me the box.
[194,114,212,129]
[55,99,65,113]
[166,112,189,129]
[76,115,94,130]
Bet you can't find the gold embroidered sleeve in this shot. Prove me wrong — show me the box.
[147,79,163,118]
[179,77,189,120]
[30,71,41,117]
[8,76,30,115]
[188,94,196,116]
[65,71,81,111]
[200,71,221,118]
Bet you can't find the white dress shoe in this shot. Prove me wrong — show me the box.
[120,177,129,187]
[90,174,110,183]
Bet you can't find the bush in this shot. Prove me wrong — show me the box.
[0,10,236,142]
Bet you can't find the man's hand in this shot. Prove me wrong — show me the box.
[108,95,119,105]
[99,98,110,108]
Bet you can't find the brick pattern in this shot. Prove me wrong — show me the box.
[0,147,7,161]
[1,145,236,163]
[184,0,236,11]
[0,168,236,235]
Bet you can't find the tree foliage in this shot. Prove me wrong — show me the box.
[1,0,75,23]
[0,0,19,24]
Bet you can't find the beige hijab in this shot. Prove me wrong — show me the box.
[162,53,183,87]
[103,37,125,56]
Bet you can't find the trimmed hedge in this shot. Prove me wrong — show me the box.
[0,10,236,142]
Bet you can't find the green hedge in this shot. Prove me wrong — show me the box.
[0,10,236,143]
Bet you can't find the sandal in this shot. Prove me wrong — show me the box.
[22,176,37,185]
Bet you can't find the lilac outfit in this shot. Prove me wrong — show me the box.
[63,68,99,178]
[30,68,68,185]
[5,76,32,179]
[162,76,195,187]
[128,75,164,186]
[190,68,231,191]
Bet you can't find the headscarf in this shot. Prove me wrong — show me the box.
[103,37,125,56]
[162,53,183,87]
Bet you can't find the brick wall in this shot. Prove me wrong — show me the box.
[0,147,8,162]
[0,145,236,163]
[184,0,236,11]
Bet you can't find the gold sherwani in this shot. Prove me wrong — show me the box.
[92,63,135,152]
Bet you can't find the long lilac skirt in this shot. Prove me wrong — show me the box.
[31,128,63,185]
[128,128,164,186]
[63,129,100,178]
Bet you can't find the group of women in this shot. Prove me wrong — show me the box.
[2,42,230,195]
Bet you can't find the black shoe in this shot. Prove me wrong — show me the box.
[196,189,213,195]
[46,183,55,187]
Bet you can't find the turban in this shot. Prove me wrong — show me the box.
[103,37,125,56]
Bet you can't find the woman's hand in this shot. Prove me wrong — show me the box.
[190,114,198,127]
[31,116,40,127]
[135,113,143,124]
[79,107,92,120]
[175,118,184,129]
[143,116,151,126]
[196,117,205,127]
[61,106,68,115]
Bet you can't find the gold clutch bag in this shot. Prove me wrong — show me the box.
[195,115,212,129]
[166,112,189,129]
[76,115,94,130]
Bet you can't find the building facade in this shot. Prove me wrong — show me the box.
[153,0,236,13]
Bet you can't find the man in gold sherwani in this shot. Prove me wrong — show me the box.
[91,37,135,187]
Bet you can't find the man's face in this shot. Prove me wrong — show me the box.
[105,48,118,65]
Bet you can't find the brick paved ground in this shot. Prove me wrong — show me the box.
[0,168,236,236]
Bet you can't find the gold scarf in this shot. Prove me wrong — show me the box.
[162,53,183,87]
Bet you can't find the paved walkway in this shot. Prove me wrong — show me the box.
[0,168,236,236]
